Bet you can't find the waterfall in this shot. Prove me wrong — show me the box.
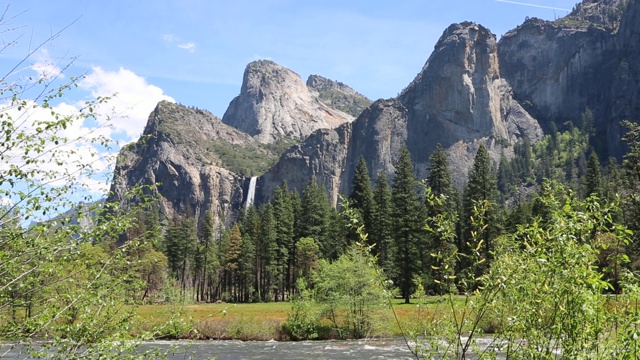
[245,176,257,208]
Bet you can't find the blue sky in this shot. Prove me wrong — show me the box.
[0,0,578,197]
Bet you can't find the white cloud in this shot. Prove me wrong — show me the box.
[30,49,65,81]
[0,98,111,198]
[0,66,174,199]
[162,33,197,53]
[79,66,175,141]
[178,42,196,53]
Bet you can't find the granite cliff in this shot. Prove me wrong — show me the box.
[498,0,638,156]
[221,60,356,144]
[110,0,640,229]
[110,71,369,228]
[109,102,257,228]
[257,22,543,205]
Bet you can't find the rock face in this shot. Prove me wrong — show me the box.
[257,22,543,204]
[109,101,259,229]
[221,60,356,144]
[498,0,639,157]
[306,75,372,117]
[111,0,640,227]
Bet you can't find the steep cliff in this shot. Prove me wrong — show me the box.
[498,0,638,157]
[257,22,543,204]
[111,0,640,224]
[221,60,355,144]
[109,101,272,228]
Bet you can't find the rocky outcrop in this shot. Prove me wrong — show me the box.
[257,22,543,203]
[557,0,627,29]
[111,0,640,223]
[221,60,355,144]
[306,75,372,117]
[109,101,265,229]
[257,125,352,207]
[498,0,639,157]
[610,0,640,150]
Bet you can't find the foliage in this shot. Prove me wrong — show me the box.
[370,171,394,275]
[409,181,640,359]
[349,156,375,243]
[208,137,295,176]
[0,10,177,357]
[298,177,334,258]
[461,144,500,285]
[481,182,634,358]
[391,146,426,303]
[423,186,458,295]
[280,279,321,340]
[313,244,388,339]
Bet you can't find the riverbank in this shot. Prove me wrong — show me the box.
[134,297,457,341]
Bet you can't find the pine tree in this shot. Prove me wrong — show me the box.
[299,177,333,258]
[349,156,375,238]
[225,224,243,302]
[461,144,500,284]
[257,204,278,301]
[238,207,260,302]
[164,216,197,296]
[497,152,513,195]
[425,144,457,294]
[584,151,602,198]
[195,210,218,302]
[622,120,640,184]
[202,210,220,302]
[239,231,256,302]
[427,144,453,198]
[391,146,425,303]
[371,171,394,275]
[271,182,296,300]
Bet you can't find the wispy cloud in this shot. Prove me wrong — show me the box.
[30,49,65,80]
[162,33,197,53]
[162,34,177,42]
[178,42,196,53]
[494,0,571,11]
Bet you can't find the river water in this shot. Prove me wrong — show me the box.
[142,337,504,359]
[1,337,507,359]
[144,339,415,359]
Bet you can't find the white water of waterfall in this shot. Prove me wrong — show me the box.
[245,176,257,208]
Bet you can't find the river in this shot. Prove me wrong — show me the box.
[1,337,507,359]
[144,338,416,359]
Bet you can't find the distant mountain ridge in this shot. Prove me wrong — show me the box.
[109,0,640,230]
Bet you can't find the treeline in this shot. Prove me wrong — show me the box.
[140,114,640,304]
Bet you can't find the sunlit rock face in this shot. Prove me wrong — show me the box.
[222,60,355,144]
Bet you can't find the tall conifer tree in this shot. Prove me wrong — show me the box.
[461,144,500,283]
[349,156,375,237]
[427,144,453,198]
[272,181,296,300]
[584,151,603,198]
[299,177,332,257]
[425,144,457,294]
[391,146,425,303]
[371,171,394,274]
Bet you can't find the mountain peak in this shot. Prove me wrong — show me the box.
[556,0,628,30]
[306,75,372,117]
[222,60,354,144]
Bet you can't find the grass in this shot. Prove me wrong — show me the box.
[133,297,465,341]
